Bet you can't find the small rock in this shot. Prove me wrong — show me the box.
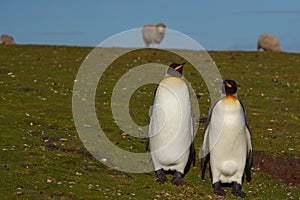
[76,171,82,176]
[15,191,23,195]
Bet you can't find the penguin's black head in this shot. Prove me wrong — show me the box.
[223,79,237,95]
[167,62,185,76]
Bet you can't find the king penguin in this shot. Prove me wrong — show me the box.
[200,80,253,197]
[146,62,195,186]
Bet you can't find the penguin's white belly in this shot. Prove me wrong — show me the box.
[149,77,192,173]
[209,98,247,184]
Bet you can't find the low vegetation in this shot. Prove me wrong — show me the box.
[0,45,299,199]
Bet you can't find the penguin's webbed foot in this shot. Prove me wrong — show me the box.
[171,171,184,186]
[231,182,246,198]
[155,169,168,184]
[213,182,226,196]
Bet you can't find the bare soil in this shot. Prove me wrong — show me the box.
[254,151,300,186]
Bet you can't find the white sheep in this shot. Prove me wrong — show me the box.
[257,33,282,52]
[0,34,15,45]
[141,23,166,48]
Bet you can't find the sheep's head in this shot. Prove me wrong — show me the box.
[156,23,166,37]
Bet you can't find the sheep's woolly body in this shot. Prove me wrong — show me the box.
[257,33,282,52]
[0,34,15,45]
[142,23,166,48]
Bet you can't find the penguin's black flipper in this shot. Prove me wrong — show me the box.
[200,98,220,180]
[146,138,150,152]
[190,141,196,167]
[245,150,253,182]
[184,142,196,175]
[239,100,253,182]
[201,153,210,180]
[147,83,160,152]
[245,126,253,182]
[200,121,211,180]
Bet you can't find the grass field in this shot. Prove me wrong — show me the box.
[0,45,299,199]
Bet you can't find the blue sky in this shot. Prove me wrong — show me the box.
[1,0,300,52]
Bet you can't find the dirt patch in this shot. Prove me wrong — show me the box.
[253,151,300,186]
[42,137,94,159]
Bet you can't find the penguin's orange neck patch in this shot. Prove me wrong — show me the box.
[225,94,237,101]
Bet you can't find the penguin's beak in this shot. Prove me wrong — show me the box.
[175,65,183,70]
[175,62,186,71]
[225,83,232,88]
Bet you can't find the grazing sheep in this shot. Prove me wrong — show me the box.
[142,23,166,48]
[257,33,282,52]
[0,34,15,45]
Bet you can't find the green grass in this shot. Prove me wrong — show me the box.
[0,45,299,199]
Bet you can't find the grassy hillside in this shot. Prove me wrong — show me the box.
[0,45,299,199]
